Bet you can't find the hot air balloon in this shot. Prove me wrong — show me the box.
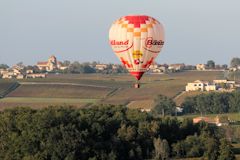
[109,15,165,88]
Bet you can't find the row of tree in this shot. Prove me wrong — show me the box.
[0,106,235,160]
[181,91,240,115]
[205,57,240,69]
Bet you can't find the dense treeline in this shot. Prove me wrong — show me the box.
[182,91,240,114]
[0,106,235,160]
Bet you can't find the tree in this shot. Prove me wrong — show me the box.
[222,64,228,70]
[0,64,9,69]
[153,95,176,117]
[153,138,170,160]
[229,91,240,112]
[0,105,229,160]
[67,61,96,73]
[206,60,215,69]
[203,137,219,160]
[230,57,240,68]
[196,94,208,116]
[218,138,235,160]
[63,60,71,67]
[182,97,197,114]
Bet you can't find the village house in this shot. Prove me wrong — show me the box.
[0,69,7,75]
[168,63,185,72]
[95,64,108,71]
[149,63,158,70]
[37,55,67,71]
[12,68,22,75]
[1,67,25,79]
[2,71,15,79]
[148,63,168,73]
[26,69,34,74]
[16,74,24,79]
[152,66,167,73]
[112,64,119,70]
[196,64,206,71]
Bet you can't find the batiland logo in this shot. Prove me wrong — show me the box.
[110,40,133,53]
[145,37,164,48]
[110,40,129,45]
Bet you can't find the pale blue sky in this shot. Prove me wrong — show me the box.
[1,0,240,65]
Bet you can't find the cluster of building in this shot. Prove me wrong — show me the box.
[37,55,67,71]
[94,64,120,71]
[149,63,186,73]
[1,55,240,79]
[186,79,239,92]
[0,66,47,79]
[148,62,238,73]
[0,55,67,79]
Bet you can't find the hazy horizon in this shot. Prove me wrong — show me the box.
[1,0,240,66]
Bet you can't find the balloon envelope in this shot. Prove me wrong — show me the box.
[109,15,165,80]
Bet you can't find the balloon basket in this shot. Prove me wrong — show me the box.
[134,83,140,88]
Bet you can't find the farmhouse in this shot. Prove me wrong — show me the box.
[37,55,67,71]
[185,80,216,92]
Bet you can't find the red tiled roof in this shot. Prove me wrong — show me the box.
[37,61,48,65]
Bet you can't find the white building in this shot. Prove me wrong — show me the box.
[95,64,108,70]
[186,80,216,92]
[196,64,206,71]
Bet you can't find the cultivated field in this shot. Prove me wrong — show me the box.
[7,84,113,99]
[0,71,223,109]
[0,80,19,97]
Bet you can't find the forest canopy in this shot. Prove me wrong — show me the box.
[0,106,235,160]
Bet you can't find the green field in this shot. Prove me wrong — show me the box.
[0,71,224,109]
